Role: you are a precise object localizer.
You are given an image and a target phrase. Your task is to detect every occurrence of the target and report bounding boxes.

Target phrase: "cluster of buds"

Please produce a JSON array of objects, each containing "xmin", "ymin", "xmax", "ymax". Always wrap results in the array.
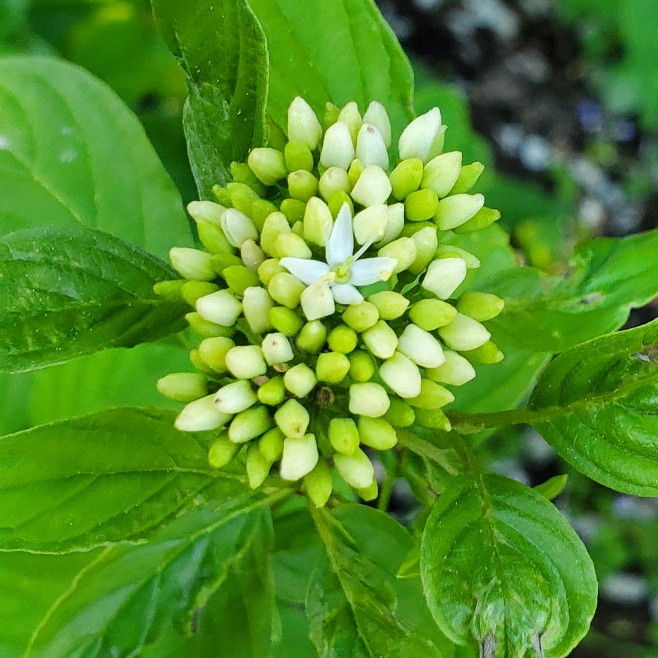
[{"xmin": 156, "ymin": 97, "xmax": 505, "ymax": 506}]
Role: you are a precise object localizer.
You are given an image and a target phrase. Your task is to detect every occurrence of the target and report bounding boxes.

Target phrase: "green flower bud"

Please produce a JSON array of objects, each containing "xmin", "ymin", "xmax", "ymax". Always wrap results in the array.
[
  {"xmin": 301, "ymin": 282, "xmax": 335, "ymax": 321},
  {"xmin": 367, "ymin": 291, "xmax": 409, "ymax": 320},
  {"xmin": 198, "ymin": 336, "xmax": 235, "ymax": 373},
  {"xmin": 247, "ymin": 147, "xmax": 287, "ymax": 186},
  {"xmin": 258, "ymin": 375, "xmax": 286, "ymax": 406},
  {"xmin": 260, "ymin": 212, "xmax": 291, "ymax": 257},
  {"xmin": 214, "ymin": 379, "xmax": 257, "ymax": 414},
  {"xmin": 288, "ymin": 96, "xmax": 323, "ymax": 150},
  {"xmin": 229, "ymin": 405, "xmax": 272, "ymax": 443},
  {"xmin": 227, "ymin": 182, "xmax": 260, "ymax": 217},
  {"xmin": 421, "ymin": 151, "xmax": 462, "ymax": 198},
  {"xmin": 408, "ymin": 379, "xmax": 455, "ymax": 409},
  {"xmin": 378, "ymin": 237, "xmax": 417, "ymax": 274},
  {"xmin": 284, "ymin": 363, "xmax": 317, "ymax": 397},
  {"xmin": 225, "ymin": 345, "xmax": 267, "ymax": 379},
  {"xmin": 187, "ymin": 200, "xmax": 226, "ymax": 225},
  {"xmin": 276, "ymin": 232, "xmax": 313, "ymax": 259},
  {"xmin": 426, "ymin": 350, "xmax": 476, "ymax": 386},
  {"xmin": 462, "ymin": 341, "xmax": 504, "ymax": 365},
  {"xmin": 175, "ymin": 395, "xmax": 231, "ymax": 432},
  {"xmin": 342, "ymin": 301, "xmax": 379, "ymax": 332},
  {"xmin": 181, "ymin": 281, "xmax": 219, "ymax": 307},
  {"xmin": 356, "ymin": 479, "xmax": 379, "ymax": 501},
  {"xmin": 408, "ymin": 226, "xmax": 439, "ymax": 275},
  {"xmin": 405, "ymin": 188, "xmax": 438, "ymax": 222},
  {"xmin": 453, "ymin": 207, "xmax": 501, "ymax": 234},
  {"xmin": 275, "ymin": 399, "xmax": 310, "ymax": 438},
  {"xmin": 302, "ymin": 196, "xmax": 333, "ymax": 247},
  {"xmin": 320, "ymin": 121, "xmax": 354, "ymax": 170},
  {"xmin": 334, "ymin": 448, "xmax": 374, "ymax": 489},
  {"xmin": 349, "ymin": 382, "xmax": 390, "ymax": 417},
  {"xmin": 258, "ymin": 258, "xmax": 286, "ymax": 286},
  {"xmin": 316, "ymin": 352, "xmax": 351, "ymax": 384},
  {"xmin": 362, "ymin": 320, "xmax": 398, "ymax": 359},
  {"xmin": 324, "ymin": 101, "xmax": 340, "ymax": 129},
  {"xmin": 363, "ymin": 100, "xmax": 392, "ymax": 147},
  {"xmin": 434, "ymin": 244, "xmax": 481, "ymax": 269},
  {"xmin": 378, "ymin": 351, "xmax": 422, "ymax": 399},
  {"xmin": 208, "ymin": 436, "xmax": 240, "ymax": 469},
  {"xmin": 268, "ymin": 273, "xmax": 305, "ymax": 309},
  {"xmin": 211, "ymin": 252, "xmax": 243, "ymax": 276},
  {"xmin": 378, "ymin": 203, "xmax": 405, "ymax": 246},
  {"xmin": 212, "ymin": 184, "xmax": 232, "ymax": 207},
  {"xmin": 189, "ymin": 348, "xmax": 214, "ymax": 374},
  {"xmin": 319, "ymin": 166, "xmax": 351, "ymax": 202},
  {"xmin": 223, "ymin": 265, "xmax": 260, "ymax": 296},
  {"xmin": 348, "ymin": 351, "xmax": 376, "ymax": 382},
  {"xmin": 390, "ymin": 158, "xmax": 423, "ymax": 201},
  {"xmin": 358, "ymin": 416, "xmax": 398, "ymax": 450},
  {"xmin": 408, "ymin": 299, "xmax": 457, "ymax": 331},
  {"xmin": 241, "ymin": 240, "xmax": 266, "ymax": 271},
  {"xmin": 327, "ymin": 324, "xmax": 358, "ymax": 354},
  {"xmin": 338, "ymin": 101, "xmax": 362, "ymax": 143},
  {"xmin": 196, "ymin": 290, "xmax": 242, "ymax": 327},
  {"xmin": 153, "ymin": 279, "xmax": 185, "ymax": 300},
  {"xmin": 414, "ymin": 407, "xmax": 452, "ymax": 432},
  {"xmin": 270, "ymin": 306, "xmax": 304, "ymax": 336},
  {"xmin": 398, "ymin": 324, "xmax": 445, "ymax": 368},
  {"xmin": 456, "ymin": 291, "xmax": 505, "ymax": 322},
  {"xmin": 246, "ymin": 443, "xmax": 272, "ymax": 489},
  {"xmin": 221, "ymin": 207, "xmax": 259, "ymax": 247},
  {"xmin": 305, "ymin": 460, "xmax": 333, "ymax": 508},
  {"xmin": 288, "ymin": 170, "xmax": 319, "ymax": 202},
  {"xmin": 398, "ymin": 108, "xmax": 441, "ymax": 163},
  {"xmin": 328, "ymin": 190, "xmax": 354, "ymax": 218},
  {"xmin": 351, "ymin": 165, "xmax": 392, "ymax": 207},
  {"xmin": 230, "ymin": 162, "xmax": 267, "ymax": 197},
  {"xmin": 169, "ymin": 247, "xmax": 216, "ymax": 281},
  {"xmin": 450, "ymin": 161, "xmax": 485, "ymax": 195},
  {"xmin": 356, "ymin": 123, "xmax": 389, "ymax": 169},
  {"xmin": 434, "ymin": 193, "xmax": 485, "ymax": 231},
  {"xmin": 186, "ymin": 312, "xmax": 235, "ymax": 338},
  {"xmin": 296, "ymin": 320, "xmax": 327, "ymax": 353},
  {"xmin": 353, "ymin": 204, "xmax": 388, "ymax": 245},
  {"xmin": 347, "ymin": 158, "xmax": 365, "ymax": 188},
  {"xmin": 280, "ymin": 198, "xmax": 307, "ymax": 225},
  {"xmin": 280, "ymin": 433, "xmax": 319, "ymax": 481},
  {"xmin": 438, "ymin": 313, "xmax": 491, "ymax": 352},
  {"xmin": 157, "ymin": 372, "xmax": 207, "ymax": 403},
  {"xmin": 259, "ymin": 427, "xmax": 285, "ymax": 462},
  {"xmin": 329, "ymin": 418, "xmax": 360, "ymax": 455},
  {"xmin": 383, "ymin": 398, "xmax": 415, "ymax": 427},
  {"xmin": 242, "ymin": 287, "xmax": 274, "ymax": 334},
  {"xmin": 421, "ymin": 257, "xmax": 467, "ymax": 300},
  {"xmin": 251, "ymin": 199, "xmax": 279, "ymax": 231},
  {"xmin": 198, "ymin": 220, "xmax": 234, "ymax": 255},
  {"xmin": 285, "ymin": 140, "xmax": 314, "ymax": 172}
]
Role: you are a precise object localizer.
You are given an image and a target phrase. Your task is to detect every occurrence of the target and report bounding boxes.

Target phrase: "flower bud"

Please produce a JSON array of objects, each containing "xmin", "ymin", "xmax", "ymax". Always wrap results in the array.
[
  {"xmin": 288, "ymin": 170, "xmax": 319, "ymax": 202},
  {"xmin": 350, "ymin": 165, "xmax": 392, "ymax": 207},
  {"xmin": 247, "ymin": 147, "xmax": 287, "ymax": 186},
  {"xmin": 434, "ymin": 244, "xmax": 481, "ymax": 269},
  {"xmin": 296, "ymin": 320, "xmax": 327, "ymax": 353},
  {"xmin": 285, "ymin": 140, "xmax": 314, "ymax": 173},
  {"xmin": 348, "ymin": 159, "xmax": 365, "ymax": 188},
  {"xmin": 367, "ymin": 291, "xmax": 409, "ymax": 320},
  {"xmin": 426, "ymin": 350, "xmax": 476, "ymax": 386},
  {"xmin": 214, "ymin": 379, "xmax": 257, "ymax": 414},
  {"xmin": 422, "ymin": 257, "xmax": 467, "ymax": 300},
  {"xmin": 197, "ymin": 221, "xmax": 234, "ymax": 254},
  {"xmin": 356, "ymin": 123, "xmax": 389, "ymax": 169},
  {"xmin": 353, "ymin": 204, "xmax": 388, "ymax": 245},
  {"xmin": 356, "ymin": 479, "xmax": 379, "ymax": 501},
  {"xmin": 397, "ymin": 324, "xmax": 445, "ymax": 368},
  {"xmin": 338, "ymin": 101, "xmax": 362, "ymax": 142},
  {"xmin": 409, "ymin": 226, "xmax": 439, "ymax": 275},
  {"xmin": 189, "ymin": 349, "xmax": 214, "ymax": 374},
  {"xmin": 358, "ymin": 416, "xmax": 398, "ymax": 450},
  {"xmin": 408, "ymin": 299, "xmax": 456, "ymax": 332},
  {"xmin": 227, "ymin": 182, "xmax": 259, "ymax": 217},
  {"xmin": 260, "ymin": 212, "xmax": 291, "ymax": 256},
  {"xmin": 288, "ymin": 96, "xmax": 323, "ymax": 150},
  {"xmin": 450, "ymin": 161, "xmax": 485, "ymax": 195},
  {"xmin": 223, "ymin": 265, "xmax": 260, "ymax": 295},
  {"xmin": 246, "ymin": 443, "xmax": 271, "ymax": 489},
  {"xmin": 270, "ymin": 306, "xmax": 304, "ymax": 336},
  {"xmin": 258, "ymin": 375, "xmax": 286, "ymax": 406},
  {"xmin": 378, "ymin": 351, "xmax": 422, "ymax": 398},
  {"xmin": 421, "ymin": 151, "xmax": 462, "ymax": 198},
  {"xmin": 220, "ymin": 208, "xmax": 259, "ymax": 247},
  {"xmin": 334, "ymin": 448, "xmax": 374, "ymax": 489},
  {"xmin": 362, "ymin": 320, "xmax": 398, "ymax": 359},
  {"xmin": 462, "ymin": 341, "xmax": 504, "ymax": 364},
  {"xmin": 181, "ymin": 281, "xmax": 220, "ymax": 307},
  {"xmin": 405, "ymin": 189, "xmax": 438, "ymax": 222},
  {"xmin": 198, "ymin": 336, "xmax": 235, "ymax": 373},
  {"xmin": 231, "ymin": 161, "xmax": 267, "ymax": 197},
  {"xmin": 342, "ymin": 301, "xmax": 379, "ymax": 332},
  {"xmin": 398, "ymin": 108, "xmax": 441, "ymax": 163},
  {"xmin": 384, "ymin": 398, "xmax": 415, "ymax": 427},
  {"xmin": 211, "ymin": 252, "xmax": 243, "ymax": 276},
  {"xmin": 453, "ymin": 207, "xmax": 501, "ymax": 234},
  {"xmin": 196, "ymin": 290, "xmax": 242, "ymax": 326},
  {"xmin": 414, "ymin": 407, "xmax": 452, "ymax": 432},
  {"xmin": 349, "ymin": 382, "xmax": 390, "ymax": 417},
  {"xmin": 363, "ymin": 100, "xmax": 392, "ymax": 147},
  {"xmin": 408, "ymin": 379, "xmax": 455, "ymax": 409},
  {"xmin": 316, "ymin": 352, "xmax": 351, "ymax": 384},
  {"xmin": 241, "ymin": 240, "xmax": 266, "ymax": 271},
  {"xmin": 434, "ymin": 193, "xmax": 485, "ymax": 231},
  {"xmin": 153, "ymin": 280, "xmax": 185, "ymax": 300},
  {"xmin": 319, "ymin": 167, "xmax": 351, "ymax": 202},
  {"xmin": 259, "ymin": 427, "xmax": 285, "ymax": 462},
  {"xmin": 301, "ymin": 282, "xmax": 335, "ymax": 321},
  {"xmin": 349, "ymin": 350, "xmax": 376, "ymax": 382},
  {"xmin": 186, "ymin": 312, "xmax": 235, "ymax": 339},
  {"xmin": 229, "ymin": 405, "xmax": 272, "ymax": 443},
  {"xmin": 275, "ymin": 399, "xmax": 310, "ymax": 438},
  {"xmin": 378, "ymin": 237, "xmax": 416, "ymax": 274},
  {"xmin": 187, "ymin": 200, "xmax": 226, "ymax": 225},
  {"xmin": 157, "ymin": 373, "xmax": 207, "ymax": 403},
  {"xmin": 258, "ymin": 258, "xmax": 287, "ymax": 286},
  {"xmin": 438, "ymin": 313, "xmax": 491, "ymax": 351},
  {"xmin": 303, "ymin": 196, "xmax": 334, "ymax": 247},
  {"xmin": 275, "ymin": 232, "xmax": 313, "ymax": 259},
  {"xmin": 328, "ymin": 190, "xmax": 354, "ymax": 218},
  {"xmin": 377, "ymin": 203, "xmax": 405, "ymax": 246},
  {"xmin": 327, "ymin": 324, "xmax": 358, "ymax": 354},
  {"xmin": 320, "ymin": 121, "xmax": 355, "ymax": 170},
  {"xmin": 281, "ymin": 198, "xmax": 307, "ymax": 224},
  {"xmin": 269, "ymin": 273, "xmax": 306, "ymax": 309},
  {"xmin": 284, "ymin": 363, "xmax": 317, "ymax": 397},
  {"xmin": 225, "ymin": 345, "xmax": 267, "ymax": 379},
  {"xmin": 212, "ymin": 184, "xmax": 232, "ymax": 207},
  {"xmin": 261, "ymin": 332, "xmax": 295, "ymax": 365},
  {"xmin": 280, "ymin": 433, "xmax": 319, "ymax": 481},
  {"xmin": 390, "ymin": 158, "xmax": 423, "ymax": 201},
  {"xmin": 305, "ymin": 460, "xmax": 333, "ymax": 508},
  {"xmin": 169, "ymin": 247, "xmax": 215, "ymax": 281},
  {"xmin": 329, "ymin": 418, "xmax": 360, "ymax": 455},
  {"xmin": 243, "ymin": 287, "xmax": 274, "ymax": 334},
  {"xmin": 175, "ymin": 395, "xmax": 231, "ymax": 432},
  {"xmin": 208, "ymin": 436, "xmax": 240, "ymax": 469},
  {"xmin": 456, "ymin": 291, "xmax": 505, "ymax": 322}
]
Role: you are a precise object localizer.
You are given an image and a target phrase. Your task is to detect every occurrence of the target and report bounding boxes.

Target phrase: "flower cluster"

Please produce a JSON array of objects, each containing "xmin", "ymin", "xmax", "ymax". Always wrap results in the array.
[{"xmin": 156, "ymin": 97, "xmax": 505, "ymax": 506}]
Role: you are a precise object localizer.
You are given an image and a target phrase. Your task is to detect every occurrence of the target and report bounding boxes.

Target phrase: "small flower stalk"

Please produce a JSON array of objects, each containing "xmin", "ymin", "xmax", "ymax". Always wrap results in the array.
[{"xmin": 157, "ymin": 97, "xmax": 505, "ymax": 505}]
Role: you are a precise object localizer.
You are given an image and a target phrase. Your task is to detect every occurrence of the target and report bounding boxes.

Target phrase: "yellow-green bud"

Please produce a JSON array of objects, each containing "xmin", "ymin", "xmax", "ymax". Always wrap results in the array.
[
  {"xmin": 221, "ymin": 207, "xmax": 259, "ymax": 247},
  {"xmin": 363, "ymin": 100, "xmax": 392, "ymax": 147},
  {"xmin": 398, "ymin": 324, "xmax": 445, "ymax": 368},
  {"xmin": 229, "ymin": 405, "xmax": 272, "ymax": 443},
  {"xmin": 187, "ymin": 200, "xmax": 226, "ymax": 225},
  {"xmin": 305, "ymin": 460, "xmax": 333, "ymax": 508},
  {"xmin": 285, "ymin": 140, "xmax": 314, "ymax": 172},
  {"xmin": 225, "ymin": 345, "xmax": 267, "ymax": 379},
  {"xmin": 268, "ymin": 273, "xmax": 305, "ymax": 309},
  {"xmin": 408, "ymin": 379, "xmax": 455, "ymax": 409},
  {"xmin": 421, "ymin": 151, "xmax": 462, "ymax": 198},
  {"xmin": 390, "ymin": 158, "xmax": 423, "ymax": 201},
  {"xmin": 276, "ymin": 232, "xmax": 312, "ymax": 260},
  {"xmin": 438, "ymin": 313, "xmax": 491, "ymax": 352},
  {"xmin": 349, "ymin": 382, "xmax": 390, "ymax": 417},
  {"xmin": 434, "ymin": 193, "xmax": 485, "ymax": 231},
  {"xmin": 378, "ymin": 237, "xmax": 416, "ymax": 274},
  {"xmin": 230, "ymin": 161, "xmax": 267, "ymax": 197},
  {"xmin": 259, "ymin": 427, "xmax": 285, "ymax": 462},
  {"xmin": 227, "ymin": 182, "xmax": 259, "ymax": 218},
  {"xmin": 408, "ymin": 299, "xmax": 456, "ymax": 331},
  {"xmin": 338, "ymin": 101, "xmax": 363, "ymax": 143},
  {"xmin": 358, "ymin": 416, "xmax": 398, "ymax": 450},
  {"xmin": 284, "ymin": 363, "xmax": 317, "ymax": 397},
  {"xmin": 342, "ymin": 302, "xmax": 379, "ymax": 332},
  {"xmin": 456, "ymin": 291, "xmax": 505, "ymax": 322},
  {"xmin": 334, "ymin": 448, "xmax": 374, "ymax": 489},
  {"xmin": 409, "ymin": 227, "xmax": 439, "ymax": 275},
  {"xmin": 398, "ymin": 108, "xmax": 441, "ymax": 163},
  {"xmin": 316, "ymin": 352, "xmax": 351, "ymax": 384},
  {"xmin": 367, "ymin": 291, "xmax": 409, "ymax": 320},
  {"xmin": 405, "ymin": 188, "xmax": 438, "ymax": 222},
  {"xmin": 270, "ymin": 306, "xmax": 304, "ymax": 336},
  {"xmin": 301, "ymin": 282, "xmax": 335, "ymax": 321},
  {"xmin": 214, "ymin": 379, "xmax": 257, "ymax": 414},
  {"xmin": 261, "ymin": 332, "xmax": 295, "ymax": 365},
  {"xmin": 349, "ymin": 351, "xmax": 376, "ymax": 382},
  {"xmin": 175, "ymin": 395, "xmax": 231, "ymax": 432},
  {"xmin": 197, "ymin": 220, "xmax": 233, "ymax": 254},
  {"xmin": 362, "ymin": 320, "xmax": 398, "ymax": 359},
  {"xmin": 189, "ymin": 348, "xmax": 213, "ymax": 374},
  {"xmin": 241, "ymin": 240, "xmax": 266, "ymax": 271},
  {"xmin": 453, "ymin": 207, "xmax": 501, "ymax": 234},
  {"xmin": 347, "ymin": 158, "xmax": 365, "ymax": 188},
  {"xmin": 328, "ymin": 190, "xmax": 354, "ymax": 218},
  {"xmin": 288, "ymin": 96, "xmax": 323, "ymax": 150},
  {"xmin": 247, "ymin": 147, "xmax": 287, "ymax": 186},
  {"xmin": 383, "ymin": 398, "xmax": 415, "ymax": 427},
  {"xmin": 181, "ymin": 282, "xmax": 219, "ymax": 307},
  {"xmin": 426, "ymin": 350, "xmax": 476, "ymax": 386},
  {"xmin": 462, "ymin": 341, "xmax": 504, "ymax": 365},
  {"xmin": 253, "ymin": 200, "xmax": 279, "ymax": 231},
  {"xmin": 353, "ymin": 204, "xmax": 388, "ymax": 245},
  {"xmin": 258, "ymin": 375, "xmax": 286, "ymax": 406},
  {"xmin": 329, "ymin": 418, "xmax": 360, "ymax": 455},
  {"xmin": 196, "ymin": 290, "xmax": 242, "ymax": 327},
  {"xmin": 153, "ymin": 279, "xmax": 185, "ymax": 300},
  {"xmin": 422, "ymin": 258, "xmax": 467, "ymax": 300},
  {"xmin": 302, "ymin": 196, "xmax": 333, "ymax": 247},
  {"xmin": 434, "ymin": 244, "xmax": 481, "ymax": 269},
  {"xmin": 258, "ymin": 258, "xmax": 287, "ymax": 286},
  {"xmin": 280, "ymin": 433, "xmax": 319, "ymax": 481},
  {"xmin": 242, "ymin": 286, "xmax": 274, "ymax": 334},
  {"xmin": 246, "ymin": 443, "xmax": 272, "ymax": 489},
  {"xmin": 212, "ymin": 184, "xmax": 232, "ymax": 207},
  {"xmin": 356, "ymin": 479, "xmax": 379, "ymax": 501},
  {"xmin": 378, "ymin": 351, "xmax": 422, "ymax": 399},
  {"xmin": 327, "ymin": 324, "xmax": 358, "ymax": 354},
  {"xmin": 288, "ymin": 170, "xmax": 319, "ymax": 202},
  {"xmin": 186, "ymin": 312, "xmax": 234, "ymax": 338},
  {"xmin": 260, "ymin": 212, "xmax": 291, "ymax": 257},
  {"xmin": 208, "ymin": 436, "xmax": 240, "ymax": 469},
  {"xmin": 319, "ymin": 167, "xmax": 351, "ymax": 202},
  {"xmin": 280, "ymin": 198, "xmax": 306, "ymax": 225},
  {"xmin": 198, "ymin": 336, "xmax": 235, "ymax": 373},
  {"xmin": 157, "ymin": 373, "xmax": 207, "ymax": 403},
  {"xmin": 291, "ymin": 220, "xmax": 304, "ymax": 238},
  {"xmin": 351, "ymin": 165, "xmax": 392, "ymax": 207},
  {"xmin": 450, "ymin": 161, "xmax": 485, "ymax": 195},
  {"xmin": 356, "ymin": 123, "xmax": 389, "ymax": 169},
  {"xmin": 414, "ymin": 407, "xmax": 452, "ymax": 432},
  {"xmin": 223, "ymin": 265, "xmax": 260, "ymax": 296},
  {"xmin": 378, "ymin": 203, "xmax": 405, "ymax": 246},
  {"xmin": 296, "ymin": 320, "xmax": 327, "ymax": 353},
  {"xmin": 211, "ymin": 252, "xmax": 243, "ymax": 276},
  {"xmin": 275, "ymin": 399, "xmax": 310, "ymax": 438},
  {"xmin": 320, "ymin": 121, "xmax": 354, "ymax": 170},
  {"xmin": 169, "ymin": 247, "xmax": 215, "ymax": 281}
]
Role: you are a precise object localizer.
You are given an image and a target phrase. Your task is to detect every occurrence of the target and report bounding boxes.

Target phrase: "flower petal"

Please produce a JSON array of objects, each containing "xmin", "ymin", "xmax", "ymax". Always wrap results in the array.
[
  {"xmin": 349, "ymin": 257, "xmax": 398, "ymax": 286},
  {"xmin": 279, "ymin": 258, "xmax": 330, "ymax": 285},
  {"xmin": 332, "ymin": 283, "xmax": 364, "ymax": 305},
  {"xmin": 326, "ymin": 203, "xmax": 354, "ymax": 267}
]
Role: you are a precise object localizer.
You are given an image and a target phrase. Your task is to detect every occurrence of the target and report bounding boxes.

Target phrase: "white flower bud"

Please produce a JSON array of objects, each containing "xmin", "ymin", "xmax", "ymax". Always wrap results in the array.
[
  {"xmin": 187, "ymin": 200, "xmax": 226, "ymax": 225},
  {"xmin": 337, "ymin": 101, "xmax": 363, "ymax": 143},
  {"xmin": 356, "ymin": 123, "xmax": 389, "ymax": 169},
  {"xmin": 438, "ymin": 313, "xmax": 491, "ymax": 351},
  {"xmin": 301, "ymin": 282, "xmax": 335, "ymax": 321},
  {"xmin": 319, "ymin": 167, "xmax": 351, "ymax": 202},
  {"xmin": 261, "ymin": 332, "xmax": 294, "ymax": 365},
  {"xmin": 196, "ymin": 290, "xmax": 242, "ymax": 326},
  {"xmin": 362, "ymin": 320, "xmax": 398, "ymax": 359},
  {"xmin": 175, "ymin": 395, "xmax": 231, "ymax": 432},
  {"xmin": 225, "ymin": 345, "xmax": 267, "ymax": 379},
  {"xmin": 320, "ymin": 121, "xmax": 355, "ymax": 170},
  {"xmin": 378, "ymin": 237, "xmax": 416, "ymax": 274},
  {"xmin": 421, "ymin": 258, "xmax": 467, "ymax": 300},
  {"xmin": 397, "ymin": 324, "xmax": 446, "ymax": 368},
  {"xmin": 434, "ymin": 193, "xmax": 485, "ymax": 231},
  {"xmin": 350, "ymin": 165, "xmax": 392, "ymax": 207},
  {"xmin": 349, "ymin": 382, "xmax": 390, "ymax": 417},
  {"xmin": 284, "ymin": 363, "xmax": 318, "ymax": 398},
  {"xmin": 214, "ymin": 380, "xmax": 258, "ymax": 414},
  {"xmin": 353, "ymin": 204, "xmax": 388, "ymax": 245},
  {"xmin": 303, "ymin": 197, "xmax": 334, "ymax": 247},
  {"xmin": 260, "ymin": 212, "xmax": 291, "ymax": 257},
  {"xmin": 334, "ymin": 448, "xmax": 375, "ymax": 489},
  {"xmin": 280, "ymin": 433, "xmax": 319, "ymax": 481},
  {"xmin": 378, "ymin": 351, "xmax": 422, "ymax": 399},
  {"xmin": 426, "ymin": 350, "xmax": 476, "ymax": 386},
  {"xmin": 398, "ymin": 107, "xmax": 442, "ymax": 163},
  {"xmin": 169, "ymin": 247, "xmax": 215, "ymax": 281},
  {"xmin": 409, "ymin": 226, "xmax": 439, "ymax": 275},
  {"xmin": 247, "ymin": 148, "xmax": 287, "ymax": 186},
  {"xmin": 241, "ymin": 239, "xmax": 266, "ymax": 271},
  {"xmin": 276, "ymin": 232, "xmax": 313, "ymax": 259},
  {"xmin": 378, "ymin": 203, "xmax": 405, "ymax": 246},
  {"xmin": 275, "ymin": 399, "xmax": 310, "ymax": 438},
  {"xmin": 422, "ymin": 151, "xmax": 462, "ymax": 198},
  {"xmin": 288, "ymin": 96, "xmax": 323, "ymax": 150},
  {"xmin": 221, "ymin": 208, "xmax": 258, "ymax": 247},
  {"xmin": 358, "ymin": 417, "xmax": 398, "ymax": 450},
  {"xmin": 363, "ymin": 101, "xmax": 392, "ymax": 147},
  {"xmin": 242, "ymin": 286, "xmax": 273, "ymax": 334}
]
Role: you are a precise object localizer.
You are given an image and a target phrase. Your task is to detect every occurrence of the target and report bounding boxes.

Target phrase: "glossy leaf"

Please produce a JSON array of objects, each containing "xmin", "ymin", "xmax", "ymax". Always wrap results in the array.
[
  {"xmin": 0, "ymin": 56, "xmax": 192, "ymax": 258},
  {"xmin": 0, "ymin": 226, "xmax": 188, "ymax": 372},
  {"xmin": 421, "ymin": 474, "xmax": 597, "ymax": 658}
]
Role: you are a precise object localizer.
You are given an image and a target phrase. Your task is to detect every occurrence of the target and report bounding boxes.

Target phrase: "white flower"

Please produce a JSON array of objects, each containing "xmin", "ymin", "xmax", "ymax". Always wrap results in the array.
[{"xmin": 279, "ymin": 203, "xmax": 397, "ymax": 306}]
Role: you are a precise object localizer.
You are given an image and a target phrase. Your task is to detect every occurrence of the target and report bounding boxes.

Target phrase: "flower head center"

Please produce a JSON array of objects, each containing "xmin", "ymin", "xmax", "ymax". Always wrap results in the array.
[{"xmin": 333, "ymin": 257, "xmax": 354, "ymax": 282}]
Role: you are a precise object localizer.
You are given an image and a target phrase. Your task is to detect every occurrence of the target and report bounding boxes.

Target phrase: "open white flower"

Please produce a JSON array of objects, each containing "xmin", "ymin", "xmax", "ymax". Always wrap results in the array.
[{"xmin": 279, "ymin": 203, "xmax": 397, "ymax": 305}]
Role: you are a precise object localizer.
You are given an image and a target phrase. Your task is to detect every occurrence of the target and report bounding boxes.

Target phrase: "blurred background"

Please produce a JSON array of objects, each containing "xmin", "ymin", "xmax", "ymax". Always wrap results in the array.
[{"xmin": 2, "ymin": 0, "xmax": 658, "ymax": 655}]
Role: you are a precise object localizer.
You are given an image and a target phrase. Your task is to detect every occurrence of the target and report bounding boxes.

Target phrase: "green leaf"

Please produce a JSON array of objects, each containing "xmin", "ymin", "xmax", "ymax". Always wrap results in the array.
[
  {"xmin": 421, "ymin": 473, "xmax": 597, "ymax": 658},
  {"xmin": 151, "ymin": 0, "xmax": 268, "ymax": 195},
  {"xmin": 0, "ymin": 407, "xmax": 237, "ymax": 552},
  {"xmin": 24, "ymin": 494, "xmax": 277, "ymax": 658},
  {"xmin": 0, "ymin": 56, "xmax": 192, "ymax": 258},
  {"xmin": 0, "ymin": 226, "xmax": 188, "ymax": 373},
  {"xmin": 528, "ymin": 317, "xmax": 658, "ymax": 496}
]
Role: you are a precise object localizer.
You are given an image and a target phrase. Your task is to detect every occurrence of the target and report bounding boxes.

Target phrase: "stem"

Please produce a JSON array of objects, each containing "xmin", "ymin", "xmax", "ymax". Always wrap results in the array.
[
  {"xmin": 396, "ymin": 429, "xmax": 459, "ymax": 476},
  {"xmin": 377, "ymin": 453, "xmax": 398, "ymax": 512},
  {"xmin": 446, "ymin": 406, "xmax": 553, "ymax": 429}
]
